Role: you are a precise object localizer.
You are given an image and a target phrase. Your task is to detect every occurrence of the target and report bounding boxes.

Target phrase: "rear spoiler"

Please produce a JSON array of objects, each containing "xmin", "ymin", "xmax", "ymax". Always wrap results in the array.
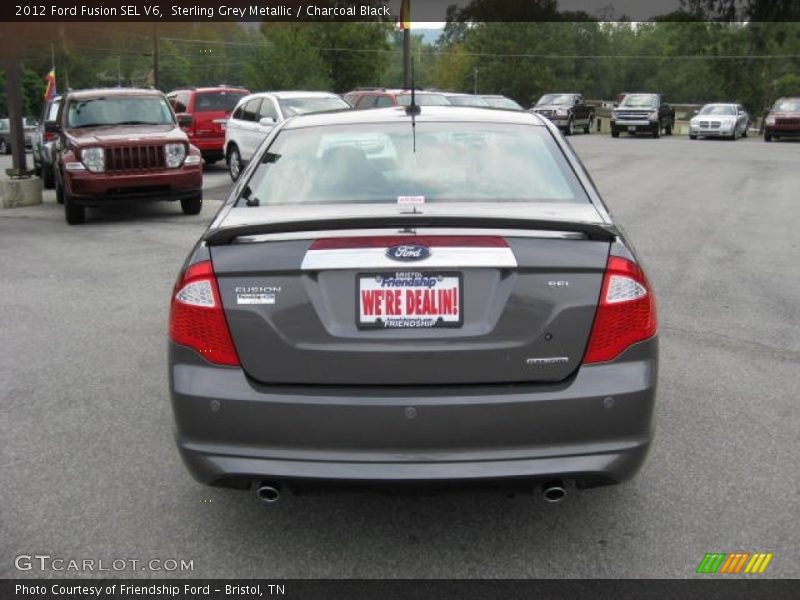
[{"xmin": 203, "ymin": 216, "xmax": 617, "ymax": 245}]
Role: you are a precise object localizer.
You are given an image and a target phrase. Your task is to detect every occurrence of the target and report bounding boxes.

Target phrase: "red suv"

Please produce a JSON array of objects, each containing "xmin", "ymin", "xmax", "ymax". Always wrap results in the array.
[
  {"xmin": 49, "ymin": 88, "xmax": 203, "ymax": 225},
  {"xmin": 167, "ymin": 87, "xmax": 249, "ymax": 163},
  {"xmin": 763, "ymin": 97, "xmax": 800, "ymax": 142}
]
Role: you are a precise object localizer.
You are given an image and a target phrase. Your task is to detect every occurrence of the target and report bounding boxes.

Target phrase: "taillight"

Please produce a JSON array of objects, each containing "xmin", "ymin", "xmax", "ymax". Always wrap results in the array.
[
  {"xmin": 169, "ymin": 260, "xmax": 239, "ymax": 366},
  {"xmin": 583, "ymin": 256, "xmax": 657, "ymax": 364},
  {"xmin": 44, "ymin": 131, "xmax": 56, "ymax": 142}
]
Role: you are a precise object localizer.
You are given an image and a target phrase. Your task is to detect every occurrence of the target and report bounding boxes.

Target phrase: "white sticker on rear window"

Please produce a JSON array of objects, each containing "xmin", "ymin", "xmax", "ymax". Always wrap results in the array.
[{"xmin": 398, "ymin": 195, "xmax": 425, "ymax": 205}]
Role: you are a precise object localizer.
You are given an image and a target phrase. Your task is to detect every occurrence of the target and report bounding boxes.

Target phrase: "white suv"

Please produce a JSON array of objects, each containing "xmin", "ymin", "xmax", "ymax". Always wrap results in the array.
[{"xmin": 224, "ymin": 91, "xmax": 350, "ymax": 180}]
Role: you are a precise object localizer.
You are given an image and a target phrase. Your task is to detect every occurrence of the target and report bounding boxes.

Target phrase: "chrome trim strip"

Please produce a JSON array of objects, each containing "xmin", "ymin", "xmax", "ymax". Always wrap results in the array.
[{"xmin": 301, "ymin": 247, "xmax": 518, "ymax": 271}]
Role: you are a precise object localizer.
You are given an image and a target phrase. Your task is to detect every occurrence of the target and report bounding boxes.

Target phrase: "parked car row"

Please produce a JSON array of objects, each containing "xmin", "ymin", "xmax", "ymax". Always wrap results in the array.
[{"xmin": 25, "ymin": 82, "xmax": 800, "ymax": 226}]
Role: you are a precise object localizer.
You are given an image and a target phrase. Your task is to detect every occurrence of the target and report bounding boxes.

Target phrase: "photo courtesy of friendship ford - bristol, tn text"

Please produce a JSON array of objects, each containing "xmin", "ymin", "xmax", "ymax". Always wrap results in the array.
[{"xmin": 1, "ymin": 0, "xmax": 798, "ymax": 596}]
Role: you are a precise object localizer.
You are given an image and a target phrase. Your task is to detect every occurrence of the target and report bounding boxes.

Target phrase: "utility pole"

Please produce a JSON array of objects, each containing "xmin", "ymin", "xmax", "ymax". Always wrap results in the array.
[
  {"xmin": 473, "ymin": 67, "xmax": 478, "ymax": 95},
  {"xmin": 2, "ymin": 57, "xmax": 28, "ymax": 172},
  {"xmin": 152, "ymin": 22, "xmax": 159, "ymax": 89}
]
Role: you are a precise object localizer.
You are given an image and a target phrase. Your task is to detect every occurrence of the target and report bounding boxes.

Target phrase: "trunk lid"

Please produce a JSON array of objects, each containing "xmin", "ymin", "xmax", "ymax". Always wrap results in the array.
[{"xmin": 210, "ymin": 204, "xmax": 612, "ymax": 385}]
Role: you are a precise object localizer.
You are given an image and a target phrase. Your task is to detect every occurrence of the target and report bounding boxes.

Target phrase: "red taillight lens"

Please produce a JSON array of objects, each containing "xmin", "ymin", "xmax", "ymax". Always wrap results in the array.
[
  {"xmin": 169, "ymin": 260, "xmax": 240, "ymax": 366},
  {"xmin": 583, "ymin": 256, "xmax": 657, "ymax": 364},
  {"xmin": 44, "ymin": 131, "xmax": 56, "ymax": 142}
]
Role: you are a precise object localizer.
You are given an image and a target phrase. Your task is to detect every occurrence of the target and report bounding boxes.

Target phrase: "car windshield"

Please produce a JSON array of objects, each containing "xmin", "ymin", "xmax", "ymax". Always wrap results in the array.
[
  {"xmin": 237, "ymin": 122, "xmax": 588, "ymax": 207},
  {"xmin": 278, "ymin": 96, "xmax": 351, "ymax": 117},
  {"xmin": 620, "ymin": 94, "xmax": 657, "ymax": 108},
  {"xmin": 773, "ymin": 99, "xmax": 800, "ymax": 112},
  {"xmin": 483, "ymin": 96, "xmax": 523, "ymax": 110},
  {"xmin": 447, "ymin": 95, "xmax": 490, "ymax": 107},
  {"xmin": 195, "ymin": 91, "xmax": 247, "ymax": 112},
  {"xmin": 396, "ymin": 94, "xmax": 451, "ymax": 106},
  {"xmin": 537, "ymin": 94, "xmax": 573, "ymax": 106},
  {"xmin": 699, "ymin": 105, "xmax": 736, "ymax": 116},
  {"xmin": 67, "ymin": 96, "xmax": 174, "ymax": 128}
]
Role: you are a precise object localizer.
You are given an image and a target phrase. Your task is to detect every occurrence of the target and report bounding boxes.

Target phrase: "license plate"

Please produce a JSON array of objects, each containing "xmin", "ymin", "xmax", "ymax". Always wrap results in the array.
[
  {"xmin": 358, "ymin": 272, "xmax": 463, "ymax": 329},
  {"xmin": 628, "ymin": 126, "xmax": 636, "ymax": 132}
]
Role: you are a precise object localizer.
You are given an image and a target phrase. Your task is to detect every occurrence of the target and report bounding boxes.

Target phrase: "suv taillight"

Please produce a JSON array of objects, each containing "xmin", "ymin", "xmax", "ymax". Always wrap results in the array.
[
  {"xmin": 44, "ymin": 131, "xmax": 56, "ymax": 142},
  {"xmin": 583, "ymin": 256, "xmax": 657, "ymax": 364},
  {"xmin": 169, "ymin": 260, "xmax": 239, "ymax": 366}
]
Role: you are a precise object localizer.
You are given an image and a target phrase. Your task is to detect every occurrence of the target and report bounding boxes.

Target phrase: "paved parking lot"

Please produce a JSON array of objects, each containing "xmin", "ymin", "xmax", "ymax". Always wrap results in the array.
[{"xmin": 1, "ymin": 135, "xmax": 798, "ymax": 578}]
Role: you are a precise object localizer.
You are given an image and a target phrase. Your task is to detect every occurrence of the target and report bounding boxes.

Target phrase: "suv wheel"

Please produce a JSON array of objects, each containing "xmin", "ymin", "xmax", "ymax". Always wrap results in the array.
[
  {"xmin": 565, "ymin": 118, "xmax": 574, "ymax": 136},
  {"xmin": 665, "ymin": 119, "xmax": 673, "ymax": 135},
  {"xmin": 584, "ymin": 115, "xmax": 593, "ymax": 134},
  {"xmin": 227, "ymin": 145, "xmax": 242, "ymax": 181},
  {"xmin": 61, "ymin": 182, "xmax": 85, "ymax": 225},
  {"xmin": 180, "ymin": 194, "xmax": 203, "ymax": 215},
  {"xmin": 764, "ymin": 132, "xmax": 772, "ymax": 142},
  {"xmin": 611, "ymin": 127, "xmax": 619, "ymax": 138},
  {"xmin": 652, "ymin": 124, "xmax": 661, "ymax": 139}
]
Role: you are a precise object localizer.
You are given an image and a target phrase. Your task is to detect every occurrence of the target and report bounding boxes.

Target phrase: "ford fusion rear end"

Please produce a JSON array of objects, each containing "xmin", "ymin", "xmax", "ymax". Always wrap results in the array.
[{"xmin": 168, "ymin": 108, "xmax": 657, "ymax": 496}]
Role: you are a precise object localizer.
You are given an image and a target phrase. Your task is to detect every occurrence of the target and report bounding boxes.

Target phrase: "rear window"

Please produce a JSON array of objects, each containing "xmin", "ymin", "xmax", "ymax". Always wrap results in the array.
[
  {"xmin": 195, "ymin": 91, "xmax": 247, "ymax": 112},
  {"xmin": 278, "ymin": 96, "xmax": 350, "ymax": 117},
  {"xmin": 483, "ymin": 97, "xmax": 523, "ymax": 110},
  {"xmin": 396, "ymin": 94, "xmax": 451, "ymax": 106},
  {"xmin": 237, "ymin": 122, "xmax": 588, "ymax": 207},
  {"xmin": 447, "ymin": 96, "xmax": 489, "ymax": 107}
]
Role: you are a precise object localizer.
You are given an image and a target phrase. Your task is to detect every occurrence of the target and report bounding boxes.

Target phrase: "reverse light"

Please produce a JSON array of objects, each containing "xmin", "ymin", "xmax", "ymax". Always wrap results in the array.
[
  {"xmin": 169, "ymin": 260, "xmax": 239, "ymax": 366},
  {"xmin": 165, "ymin": 143, "xmax": 187, "ymax": 168},
  {"xmin": 81, "ymin": 147, "xmax": 105, "ymax": 173},
  {"xmin": 583, "ymin": 256, "xmax": 657, "ymax": 364}
]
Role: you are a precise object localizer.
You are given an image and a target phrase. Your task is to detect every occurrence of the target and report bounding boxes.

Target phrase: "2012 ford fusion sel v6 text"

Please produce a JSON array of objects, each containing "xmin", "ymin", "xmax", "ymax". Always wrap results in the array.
[{"xmin": 168, "ymin": 105, "xmax": 658, "ymax": 502}]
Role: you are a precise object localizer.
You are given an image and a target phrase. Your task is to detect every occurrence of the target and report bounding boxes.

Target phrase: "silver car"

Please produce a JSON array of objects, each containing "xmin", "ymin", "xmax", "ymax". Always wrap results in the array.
[
  {"xmin": 689, "ymin": 103, "xmax": 749, "ymax": 140},
  {"xmin": 169, "ymin": 106, "xmax": 658, "ymax": 503}
]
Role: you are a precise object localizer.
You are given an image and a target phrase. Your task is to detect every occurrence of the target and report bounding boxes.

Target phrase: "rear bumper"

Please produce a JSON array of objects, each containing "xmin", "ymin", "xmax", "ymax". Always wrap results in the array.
[
  {"xmin": 170, "ymin": 339, "xmax": 657, "ymax": 488},
  {"xmin": 65, "ymin": 165, "xmax": 202, "ymax": 204},
  {"xmin": 189, "ymin": 136, "xmax": 225, "ymax": 154}
]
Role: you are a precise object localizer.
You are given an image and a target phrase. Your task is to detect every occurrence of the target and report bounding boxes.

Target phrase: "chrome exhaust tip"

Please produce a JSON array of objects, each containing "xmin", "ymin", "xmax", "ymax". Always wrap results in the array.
[
  {"xmin": 542, "ymin": 480, "xmax": 566, "ymax": 503},
  {"xmin": 255, "ymin": 483, "xmax": 281, "ymax": 504}
]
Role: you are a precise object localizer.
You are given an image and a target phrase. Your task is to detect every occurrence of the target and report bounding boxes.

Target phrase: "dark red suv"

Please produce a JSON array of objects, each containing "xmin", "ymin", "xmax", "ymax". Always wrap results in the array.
[
  {"xmin": 763, "ymin": 97, "xmax": 800, "ymax": 142},
  {"xmin": 167, "ymin": 87, "xmax": 249, "ymax": 163},
  {"xmin": 49, "ymin": 88, "xmax": 203, "ymax": 225}
]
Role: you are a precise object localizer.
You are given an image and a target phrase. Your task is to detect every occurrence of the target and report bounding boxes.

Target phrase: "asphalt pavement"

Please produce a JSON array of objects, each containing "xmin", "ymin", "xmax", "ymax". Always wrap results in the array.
[{"xmin": 1, "ymin": 135, "xmax": 798, "ymax": 578}]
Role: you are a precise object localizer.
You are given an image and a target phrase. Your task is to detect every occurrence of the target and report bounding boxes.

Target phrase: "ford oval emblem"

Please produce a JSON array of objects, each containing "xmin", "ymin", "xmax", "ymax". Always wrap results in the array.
[{"xmin": 386, "ymin": 244, "xmax": 431, "ymax": 262}]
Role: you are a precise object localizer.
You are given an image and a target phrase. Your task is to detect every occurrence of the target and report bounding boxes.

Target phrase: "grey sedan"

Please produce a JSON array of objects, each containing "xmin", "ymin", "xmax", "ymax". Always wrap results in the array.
[
  {"xmin": 168, "ymin": 106, "xmax": 658, "ymax": 504},
  {"xmin": 689, "ymin": 103, "xmax": 749, "ymax": 140}
]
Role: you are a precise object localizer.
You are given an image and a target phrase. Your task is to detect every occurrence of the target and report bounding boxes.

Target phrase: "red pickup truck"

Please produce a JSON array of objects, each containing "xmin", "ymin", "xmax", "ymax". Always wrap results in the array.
[{"xmin": 49, "ymin": 88, "xmax": 203, "ymax": 225}]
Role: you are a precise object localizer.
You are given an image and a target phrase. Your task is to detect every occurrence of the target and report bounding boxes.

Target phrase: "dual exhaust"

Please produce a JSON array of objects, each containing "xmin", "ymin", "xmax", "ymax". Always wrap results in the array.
[
  {"xmin": 255, "ymin": 482, "xmax": 281, "ymax": 504},
  {"xmin": 253, "ymin": 480, "xmax": 567, "ymax": 504}
]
